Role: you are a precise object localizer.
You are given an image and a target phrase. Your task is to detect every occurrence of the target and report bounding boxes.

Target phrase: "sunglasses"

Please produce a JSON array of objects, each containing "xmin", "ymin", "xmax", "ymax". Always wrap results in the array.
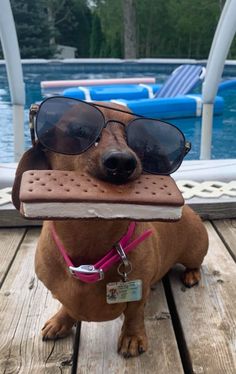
[{"xmin": 29, "ymin": 96, "xmax": 191, "ymax": 175}]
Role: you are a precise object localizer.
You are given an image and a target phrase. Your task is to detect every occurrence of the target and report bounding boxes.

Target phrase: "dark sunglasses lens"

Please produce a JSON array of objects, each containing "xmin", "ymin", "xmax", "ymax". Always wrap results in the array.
[
  {"xmin": 127, "ymin": 119, "xmax": 185, "ymax": 174},
  {"xmin": 36, "ymin": 97, "xmax": 104, "ymax": 154}
]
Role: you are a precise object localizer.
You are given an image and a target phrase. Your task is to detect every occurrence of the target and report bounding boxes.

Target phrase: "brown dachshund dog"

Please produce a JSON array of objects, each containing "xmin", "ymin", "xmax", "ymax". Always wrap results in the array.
[{"xmin": 12, "ymin": 102, "xmax": 208, "ymax": 358}]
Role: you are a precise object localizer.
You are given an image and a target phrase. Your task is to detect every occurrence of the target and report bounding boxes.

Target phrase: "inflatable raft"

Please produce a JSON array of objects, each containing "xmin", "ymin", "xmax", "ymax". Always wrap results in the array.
[
  {"xmin": 41, "ymin": 77, "xmax": 236, "ymax": 119},
  {"xmin": 62, "ymin": 84, "xmax": 224, "ymax": 119},
  {"xmin": 109, "ymin": 95, "xmax": 223, "ymax": 119}
]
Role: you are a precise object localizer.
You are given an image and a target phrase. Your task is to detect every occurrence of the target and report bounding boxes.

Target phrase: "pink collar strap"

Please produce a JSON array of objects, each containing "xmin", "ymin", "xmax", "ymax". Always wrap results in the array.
[{"xmin": 51, "ymin": 222, "xmax": 152, "ymax": 283}]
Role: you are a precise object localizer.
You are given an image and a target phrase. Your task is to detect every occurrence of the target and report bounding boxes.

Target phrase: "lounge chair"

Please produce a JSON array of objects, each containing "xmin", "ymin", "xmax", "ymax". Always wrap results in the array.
[
  {"xmin": 62, "ymin": 64, "xmax": 213, "ymax": 119},
  {"xmin": 154, "ymin": 64, "xmax": 206, "ymax": 98},
  {"xmin": 108, "ymin": 64, "xmax": 221, "ymax": 119}
]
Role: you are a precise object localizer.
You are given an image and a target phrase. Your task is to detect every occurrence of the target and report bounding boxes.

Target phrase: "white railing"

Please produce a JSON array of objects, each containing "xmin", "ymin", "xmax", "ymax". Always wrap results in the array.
[
  {"xmin": 0, "ymin": 0, "xmax": 25, "ymax": 161},
  {"xmin": 200, "ymin": 0, "xmax": 236, "ymax": 159}
]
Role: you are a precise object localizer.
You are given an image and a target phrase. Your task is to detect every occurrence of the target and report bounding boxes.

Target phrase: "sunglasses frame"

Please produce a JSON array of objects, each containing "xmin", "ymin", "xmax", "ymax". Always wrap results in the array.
[{"xmin": 29, "ymin": 96, "xmax": 191, "ymax": 175}]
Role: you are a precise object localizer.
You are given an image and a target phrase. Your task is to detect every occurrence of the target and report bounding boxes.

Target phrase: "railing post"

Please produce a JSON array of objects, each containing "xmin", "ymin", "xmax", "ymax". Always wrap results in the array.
[
  {"xmin": 200, "ymin": 104, "xmax": 214, "ymax": 160},
  {"xmin": 0, "ymin": 0, "xmax": 25, "ymax": 161},
  {"xmin": 200, "ymin": 0, "xmax": 236, "ymax": 159}
]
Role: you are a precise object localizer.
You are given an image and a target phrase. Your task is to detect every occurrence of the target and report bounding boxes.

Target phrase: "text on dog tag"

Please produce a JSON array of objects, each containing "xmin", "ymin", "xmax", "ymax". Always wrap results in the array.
[{"xmin": 106, "ymin": 280, "xmax": 142, "ymax": 304}]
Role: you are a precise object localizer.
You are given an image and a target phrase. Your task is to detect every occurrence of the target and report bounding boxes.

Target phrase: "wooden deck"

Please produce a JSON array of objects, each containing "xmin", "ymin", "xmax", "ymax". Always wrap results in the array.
[{"xmin": 0, "ymin": 220, "xmax": 235, "ymax": 373}]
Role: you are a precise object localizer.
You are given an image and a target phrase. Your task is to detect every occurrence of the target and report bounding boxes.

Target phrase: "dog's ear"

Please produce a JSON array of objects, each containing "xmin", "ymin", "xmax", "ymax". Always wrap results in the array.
[{"xmin": 12, "ymin": 143, "xmax": 51, "ymax": 210}]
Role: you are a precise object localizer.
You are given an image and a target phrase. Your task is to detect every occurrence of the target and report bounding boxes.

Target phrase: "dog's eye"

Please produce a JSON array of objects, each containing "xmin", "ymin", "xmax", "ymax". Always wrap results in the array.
[{"xmin": 66, "ymin": 122, "xmax": 89, "ymax": 138}]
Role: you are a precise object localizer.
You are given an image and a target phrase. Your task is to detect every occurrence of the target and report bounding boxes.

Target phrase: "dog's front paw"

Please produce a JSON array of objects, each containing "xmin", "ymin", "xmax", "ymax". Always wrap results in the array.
[
  {"xmin": 118, "ymin": 332, "xmax": 148, "ymax": 358},
  {"xmin": 42, "ymin": 308, "xmax": 75, "ymax": 341}
]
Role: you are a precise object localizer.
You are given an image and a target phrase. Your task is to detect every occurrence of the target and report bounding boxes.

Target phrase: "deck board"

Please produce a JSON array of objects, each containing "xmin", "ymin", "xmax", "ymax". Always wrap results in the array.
[
  {"xmin": 0, "ymin": 220, "xmax": 235, "ymax": 373},
  {"xmin": 188, "ymin": 198, "xmax": 236, "ymax": 220},
  {"xmin": 0, "ymin": 228, "xmax": 75, "ymax": 373},
  {"xmin": 0, "ymin": 203, "xmax": 42, "ymax": 227},
  {"xmin": 77, "ymin": 284, "xmax": 183, "ymax": 374},
  {"xmin": 168, "ymin": 221, "xmax": 236, "ymax": 374},
  {"xmin": 212, "ymin": 219, "xmax": 236, "ymax": 261},
  {"xmin": 0, "ymin": 227, "xmax": 26, "ymax": 286}
]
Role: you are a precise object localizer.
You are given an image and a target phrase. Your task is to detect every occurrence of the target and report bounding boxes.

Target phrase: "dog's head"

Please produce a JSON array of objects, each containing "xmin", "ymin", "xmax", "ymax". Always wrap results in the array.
[
  {"xmin": 12, "ymin": 102, "xmax": 142, "ymax": 210},
  {"xmin": 45, "ymin": 102, "xmax": 142, "ymax": 183}
]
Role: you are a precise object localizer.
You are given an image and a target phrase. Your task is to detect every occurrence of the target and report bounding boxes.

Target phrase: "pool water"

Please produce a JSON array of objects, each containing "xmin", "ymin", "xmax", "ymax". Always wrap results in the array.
[{"xmin": 0, "ymin": 63, "xmax": 236, "ymax": 162}]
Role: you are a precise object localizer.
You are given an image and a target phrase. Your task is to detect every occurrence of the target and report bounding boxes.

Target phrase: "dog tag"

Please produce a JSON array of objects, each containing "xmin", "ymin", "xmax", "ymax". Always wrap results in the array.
[{"xmin": 106, "ymin": 280, "xmax": 142, "ymax": 304}]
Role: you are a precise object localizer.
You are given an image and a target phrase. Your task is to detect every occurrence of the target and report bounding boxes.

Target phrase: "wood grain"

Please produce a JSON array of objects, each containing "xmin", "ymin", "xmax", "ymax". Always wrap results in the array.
[
  {"xmin": 212, "ymin": 219, "xmax": 236, "ymax": 261},
  {"xmin": 0, "ymin": 227, "xmax": 26, "ymax": 286},
  {"xmin": 0, "ymin": 204, "xmax": 42, "ymax": 227},
  {"xmin": 0, "ymin": 228, "xmax": 75, "ymax": 373},
  {"xmin": 188, "ymin": 200, "xmax": 236, "ymax": 220},
  {"xmin": 76, "ymin": 283, "xmax": 184, "ymax": 374},
  {"xmin": 169, "ymin": 221, "xmax": 236, "ymax": 374}
]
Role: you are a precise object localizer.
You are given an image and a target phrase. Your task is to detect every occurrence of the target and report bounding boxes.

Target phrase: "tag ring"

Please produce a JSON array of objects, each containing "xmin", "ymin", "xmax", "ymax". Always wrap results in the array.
[{"xmin": 117, "ymin": 261, "xmax": 132, "ymax": 277}]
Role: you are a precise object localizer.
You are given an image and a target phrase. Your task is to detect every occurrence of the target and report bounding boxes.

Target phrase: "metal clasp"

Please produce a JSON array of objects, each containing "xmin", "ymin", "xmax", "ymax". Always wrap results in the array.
[
  {"xmin": 69, "ymin": 264, "xmax": 104, "ymax": 280},
  {"xmin": 114, "ymin": 243, "xmax": 129, "ymax": 267}
]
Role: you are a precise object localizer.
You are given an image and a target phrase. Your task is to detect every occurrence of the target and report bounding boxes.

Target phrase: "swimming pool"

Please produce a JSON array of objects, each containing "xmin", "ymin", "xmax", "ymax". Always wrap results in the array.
[{"xmin": 0, "ymin": 61, "xmax": 236, "ymax": 163}]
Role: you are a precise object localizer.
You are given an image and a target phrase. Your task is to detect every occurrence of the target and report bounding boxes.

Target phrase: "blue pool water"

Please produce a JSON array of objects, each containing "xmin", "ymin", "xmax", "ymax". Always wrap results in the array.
[{"xmin": 0, "ymin": 62, "xmax": 236, "ymax": 162}]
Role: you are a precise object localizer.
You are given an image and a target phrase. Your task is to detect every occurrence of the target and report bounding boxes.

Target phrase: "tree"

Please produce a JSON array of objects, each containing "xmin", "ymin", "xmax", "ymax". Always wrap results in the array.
[
  {"xmin": 136, "ymin": 0, "xmax": 172, "ymax": 57},
  {"xmin": 10, "ymin": 0, "xmax": 56, "ymax": 58},
  {"xmin": 90, "ymin": 13, "xmax": 104, "ymax": 57},
  {"xmin": 5, "ymin": 0, "xmax": 236, "ymax": 60},
  {"xmin": 9, "ymin": 0, "xmax": 92, "ymax": 58},
  {"xmin": 168, "ymin": 0, "xmax": 220, "ymax": 59},
  {"xmin": 122, "ymin": 0, "xmax": 137, "ymax": 58},
  {"xmin": 92, "ymin": 0, "xmax": 123, "ymax": 58},
  {"xmin": 52, "ymin": 0, "xmax": 92, "ymax": 57}
]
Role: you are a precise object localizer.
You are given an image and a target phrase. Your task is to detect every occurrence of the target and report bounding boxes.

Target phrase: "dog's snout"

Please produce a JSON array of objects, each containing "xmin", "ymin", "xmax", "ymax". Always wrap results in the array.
[{"xmin": 102, "ymin": 150, "xmax": 137, "ymax": 181}]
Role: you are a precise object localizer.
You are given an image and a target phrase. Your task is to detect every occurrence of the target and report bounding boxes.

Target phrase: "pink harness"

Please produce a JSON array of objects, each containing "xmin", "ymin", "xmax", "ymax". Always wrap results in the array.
[{"xmin": 51, "ymin": 222, "xmax": 152, "ymax": 283}]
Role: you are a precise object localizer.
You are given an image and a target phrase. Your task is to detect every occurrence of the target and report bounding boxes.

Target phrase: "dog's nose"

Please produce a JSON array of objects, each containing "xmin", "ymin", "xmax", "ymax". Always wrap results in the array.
[{"xmin": 102, "ymin": 150, "xmax": 137, "ymax": 181}]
